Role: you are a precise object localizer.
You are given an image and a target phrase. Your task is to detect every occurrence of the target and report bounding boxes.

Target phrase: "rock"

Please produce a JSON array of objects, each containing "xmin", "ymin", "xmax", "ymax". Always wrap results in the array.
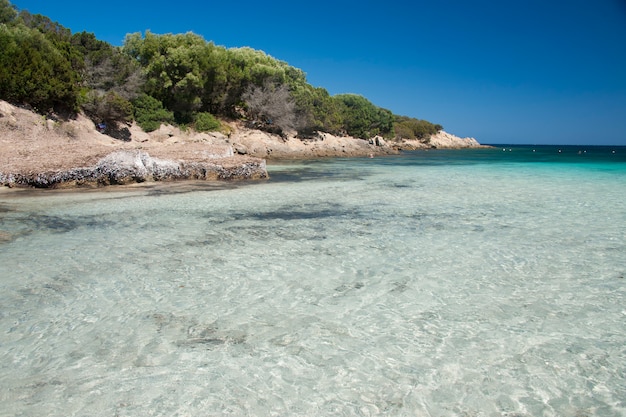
[
  {"xmin": 233, "ymin": 143, "xmax": 248, "ymax": 155},
  {"xmin": 428, "ymin": 131, "xmax": 484, "ymax": 149},
  {"xmin": 95, "ymin": 150, "xmax": 151, "ymax": 184},
  {"xmin": 0, "ymin": 150, "xmax": 268, "ymax": 188},
  {"xmin": 396, "ymin": 131, "xmax": 487, "ymax": 150}
]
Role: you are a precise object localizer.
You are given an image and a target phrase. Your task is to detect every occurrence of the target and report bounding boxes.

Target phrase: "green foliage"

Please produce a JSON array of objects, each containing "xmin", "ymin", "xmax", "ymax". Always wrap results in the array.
[
  {"xmin": 132, "ymin": 93, "xmax": 174, "ymax": 132},
  {"xmin": 1, "ymin": 0, "xmax": 444, "ymax": 138},
  {"xmin": 72, "ymin": 31, "xmax": 144, "ymax": 100},
  {"xmin": 123, "ymin": 31, "xmax": 210, "ymax": 123},
  {"xmin": 16, "ymin": 10, "xmax": 71, "ymax": 41},
  {"xmin": 393, "ymin": 116, "xmax": 443, "ymax": 141},
  {"xmin": 0, "ymin": 0, "xmax": 17, "ymax": 24},
  {"xmin": 0, "ymin": 23, "xmax": 80, "ymax": 112},
  {"xmin": 123, "ymin": 32, "xmax": 300, "ymax": 120},
  {"xmin": 334, "ymin": 94, "xmax": 394, "ymax": 138},
  {"xmin": 81, "ymin": 90, "xmax": 133, "ymax": 124},
  {"xmin": 193, "ymin": 112, "xmax": 221, "ymax": 132},
  {"xmin": 290, "ymin": 85, "xmax": 343, "ymax": 135}
]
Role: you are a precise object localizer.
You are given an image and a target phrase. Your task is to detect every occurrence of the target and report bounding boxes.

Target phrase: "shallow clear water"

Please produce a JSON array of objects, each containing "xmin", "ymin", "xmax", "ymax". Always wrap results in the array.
[{"xmin": 1, "ymin": 146, "xmax": 625, "ymax": 416}]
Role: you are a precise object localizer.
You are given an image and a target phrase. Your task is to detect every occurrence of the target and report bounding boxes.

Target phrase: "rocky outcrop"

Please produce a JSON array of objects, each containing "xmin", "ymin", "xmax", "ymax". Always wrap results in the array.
[
  {"xmin": 428, "ymin": 131, "xmax": 484, "ymax": 148},
  {"xmin": 0, "ymin": 150, "xmax": 268, "ymax": 188},
  {"xmin": 396, "ymin": 131, "xmax": 487, "ymax": 150},
  {"xmin": 229, "ymin": 128, "xmax": 398, "ymax": 159}
]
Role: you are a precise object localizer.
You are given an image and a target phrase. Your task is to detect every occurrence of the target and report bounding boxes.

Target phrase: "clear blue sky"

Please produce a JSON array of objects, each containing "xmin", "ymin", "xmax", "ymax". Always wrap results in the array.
[{"xmin": 11, "ymin": 0, "xmax": 626, "ymax": 145}]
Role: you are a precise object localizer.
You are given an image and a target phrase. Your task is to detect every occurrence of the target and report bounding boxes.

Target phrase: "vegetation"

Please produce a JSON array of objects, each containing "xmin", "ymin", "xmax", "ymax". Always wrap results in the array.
[
  {"xmin": 0, "ymin": 12, "xmax": 80, "ymax": 112},
  {"xmin": 334, "ymin": 94, "xmax": 395, "ymax": 139},
  {"xmin": 394, "ymin": 116, "xmax": 443, "ymax": 142},
  {"xmin": 193, "ymin": 112, "xmax": 221, "ymax": 132},
  {"xmin": 242, "ymin": 81, "xmax": 296, "ymax": 134},
  {"xmin": 131, "ymin": 94, "xmax": 174, "ymax": 132},
  {"xmin": 0, "ymin": 0, "xmax": 442, "ymax": 140}
]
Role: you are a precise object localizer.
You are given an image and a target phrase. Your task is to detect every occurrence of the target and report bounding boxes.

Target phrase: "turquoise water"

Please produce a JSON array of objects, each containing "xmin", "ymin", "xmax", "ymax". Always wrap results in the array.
[{"xmin": 1, "ymin": 146, "xmax": 625, "ymax": 416}]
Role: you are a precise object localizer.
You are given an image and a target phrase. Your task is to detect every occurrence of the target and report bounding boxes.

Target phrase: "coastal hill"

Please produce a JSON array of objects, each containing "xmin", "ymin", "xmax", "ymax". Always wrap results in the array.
[
  {"xmin": 0, "ymin": 1, "xmax": 484, "ymax": 188},
  {"xmin": 0, "ymin": 100, "xmax": 482, "ymax": 188}
]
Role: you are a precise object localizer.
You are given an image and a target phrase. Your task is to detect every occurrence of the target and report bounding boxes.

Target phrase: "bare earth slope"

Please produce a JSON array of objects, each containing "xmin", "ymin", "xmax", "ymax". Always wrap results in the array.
[{"xmin": 0, "ymin": 101, "xmax": 267, "ymax": 188}]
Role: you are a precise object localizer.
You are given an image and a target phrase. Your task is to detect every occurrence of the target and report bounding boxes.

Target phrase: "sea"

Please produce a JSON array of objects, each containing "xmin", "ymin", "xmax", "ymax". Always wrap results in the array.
[{"xmin": 0, "ymin": 145, "xmax": 625, "ymax": 417}]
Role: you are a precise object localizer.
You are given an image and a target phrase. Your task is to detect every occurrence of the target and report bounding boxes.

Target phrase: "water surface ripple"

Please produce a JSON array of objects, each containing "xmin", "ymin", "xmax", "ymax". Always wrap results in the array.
[{"xmin": 1, "ymin": 147, "xmax": 625, "ymax": 416}]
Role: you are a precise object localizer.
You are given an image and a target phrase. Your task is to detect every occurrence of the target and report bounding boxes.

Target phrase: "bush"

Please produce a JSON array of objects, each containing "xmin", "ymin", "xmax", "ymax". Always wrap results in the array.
[
  {"xmin": 334, "ymin": 94, "xmax": 394, "ymax": 138},
  {"xmin": 193, "ymin": 112, "xmax": 221, "ymax": 132},
  {"xmin": 0, "ymin": 23, "xmax": 80, "ymax": 112},
  {"xmin": 393, "ymin": 116, "xmax": 443, "ymax": 141},
  {"xmin": 132, "ymin": 94, "xmax": 174, "ymax": 132},
  {"xmin": 81, "ymin": 90, "xmax": 133, "ymax": 124}
]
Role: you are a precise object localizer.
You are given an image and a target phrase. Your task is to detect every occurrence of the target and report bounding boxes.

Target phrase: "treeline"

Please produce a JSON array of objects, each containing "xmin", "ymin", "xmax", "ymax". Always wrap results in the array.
[{"xmin": 0, "ymin": 0, "xmax": 442, "ymax": 140}]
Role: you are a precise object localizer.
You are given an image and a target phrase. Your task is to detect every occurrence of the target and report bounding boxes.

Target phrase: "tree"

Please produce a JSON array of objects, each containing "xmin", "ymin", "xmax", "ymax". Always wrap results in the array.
[
  {"xmin": 0, "ymin": 0, "xmax": 17, "ymax": 24},
  {"xmin": 72, "ymin": 31, "xmax": 144, "ymax": 100},
  {"xmin": 290, "ymin": 84, "xmax": 343, "ymax": 135},
  {"xmin": 393, "ymin": 115, "xmax": 443, "ymax": 141},
  {"xmin": 243, "ymin": 81, "xmax": 296, "ymax": 135},
  {"xmin": 81, "ymin": 90, "xmax": 133, "ymax": 125},
  {"xmin": 0, "ymin": 24, "xmax": 80, "ymax": 112},
  {"xmin": 123, "ymin": 31, "xmax": 210, "ymax": 123},
  {"xmin": 334, "ymin": 94, "xmax": 394, "ymax": 138}
]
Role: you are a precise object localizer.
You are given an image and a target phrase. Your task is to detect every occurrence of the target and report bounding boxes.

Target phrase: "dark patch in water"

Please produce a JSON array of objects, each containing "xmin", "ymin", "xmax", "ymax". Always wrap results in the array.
[
  {"xmin": 144, "ymin": 181, "xmax": 241, "ymax": 197},
  {"xmin": 176, "ymin": 338, "xmax": 225, "ymax": 347},
  {"xmin": 0, "ymin": 211, "xmax": 118, "ymax": 242},
  {"xmin": 268, "ymin": 165, "xmax": 367, "ymax": 183},
  {"xmin": 251, "ymin": 208, "xmax": 342, "ymax": 221},
  {"xmin": 391, "ymin": 280, "xmax": 409, "ymax": 293},
  {"xmin": 27, "ymin": 215, "xmax": 81, "ymax": 233},
  {"xmin": 391, "ymin": 182, "xmax": 413, "ymax": 188},
  {"xmin": 23, "ymin": 214, "xmax": 115, "ymax": 234},
  {"xmin": 148, "ymin": 312, "xmax": 246, "ymax": 350},
  {"xmin": 229, "ymin": 203, "xmax": 353, "ymax": 222},
  {"xmin": 335, "ymin": 282, "xmax": 365, "ymax": 293}
]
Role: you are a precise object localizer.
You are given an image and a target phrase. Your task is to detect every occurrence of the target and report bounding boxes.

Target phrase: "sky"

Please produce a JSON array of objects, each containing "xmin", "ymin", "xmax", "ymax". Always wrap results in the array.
[{"xmin": 11, "ymin": 0, "xmax": 626, "ymax": 145}]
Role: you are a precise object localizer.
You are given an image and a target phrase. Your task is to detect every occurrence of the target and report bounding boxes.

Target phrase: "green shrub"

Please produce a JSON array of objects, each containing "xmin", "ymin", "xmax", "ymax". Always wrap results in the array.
[
  {"xmin": 132, "ymin": 93, "xmax": 174, "ymax": 132},
  {"xmin": 0, "ymin": 23, "xmax": 80, "ymax": 112},
  {"xmin": 193, "ymin": 112, "xmax": 220, "ymax": 132},
  {"xmin": 81, "ymin": 90, "xmax": 133, "ymax": 124},
  {"xmin": 393, "ymin": 116, "xmax": 443, "ymax": 141},
  {"xmin": 334, "ymin": 94, "xmax": 394, "ymax": 138}
]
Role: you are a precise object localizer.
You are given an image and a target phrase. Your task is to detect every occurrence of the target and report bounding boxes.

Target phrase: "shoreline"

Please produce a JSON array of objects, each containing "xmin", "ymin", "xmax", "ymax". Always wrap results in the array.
[{"xmin": 0, "ymin": 100, "xmax": 485, "ymax": 190}]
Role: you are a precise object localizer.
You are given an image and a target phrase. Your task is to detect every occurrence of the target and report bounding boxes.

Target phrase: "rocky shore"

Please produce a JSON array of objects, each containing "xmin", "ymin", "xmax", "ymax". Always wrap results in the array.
[
  {"xmin": 0, "ymin": 150, "xmax": 268, "ymax": 188},
  {"xmin": 0, "ymin": 100, "xmax": 484, "ymax": 189}
]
